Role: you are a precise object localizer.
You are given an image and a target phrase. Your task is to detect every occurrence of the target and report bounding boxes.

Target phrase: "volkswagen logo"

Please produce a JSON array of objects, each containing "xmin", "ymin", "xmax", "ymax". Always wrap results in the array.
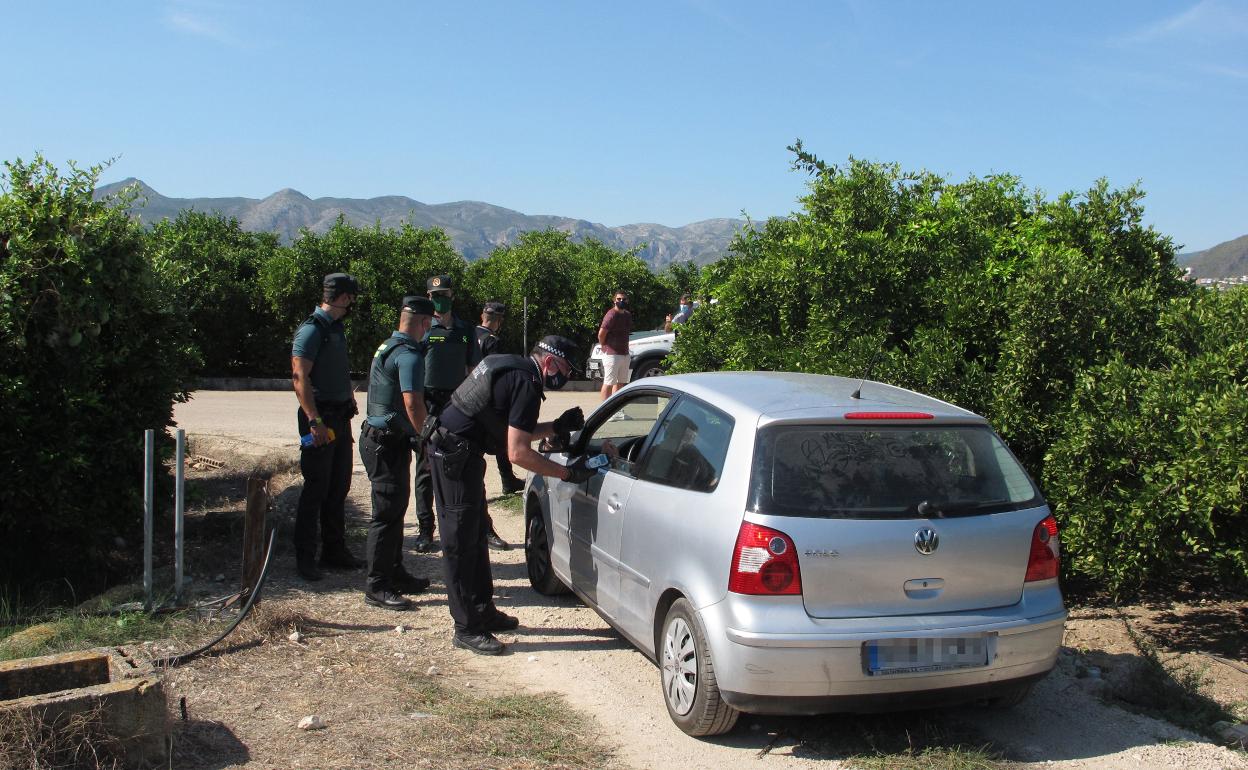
[{"xmin": 914, "ymin": 528, "xmax": 939, "ymax": 555}]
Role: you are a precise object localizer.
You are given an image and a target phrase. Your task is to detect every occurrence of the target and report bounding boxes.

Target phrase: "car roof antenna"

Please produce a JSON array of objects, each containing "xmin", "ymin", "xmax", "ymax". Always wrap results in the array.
[{"xmin": 850, "ymin": 346, "xmax": 884, "ymax": 400}]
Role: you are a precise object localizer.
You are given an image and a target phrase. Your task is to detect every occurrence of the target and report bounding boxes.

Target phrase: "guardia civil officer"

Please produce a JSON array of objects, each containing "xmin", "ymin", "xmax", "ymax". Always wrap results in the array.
[
  {"xmin": 412, "ymin": 275, "xmax": 481, "ymax": 553},
  {"xmin": 474, "ymin": 301, "xmax": 520, "ymax": 551},
  {"xmin": 291, "ymin": 273, "xmax": 364, "ymax": 582},
  {"xmin": 359, "ymin": 296, "xmax": 437, "ymax": 610},
  {"xmin": 428, "ymin": 335, "xmax": 599, "ymax": 655}
]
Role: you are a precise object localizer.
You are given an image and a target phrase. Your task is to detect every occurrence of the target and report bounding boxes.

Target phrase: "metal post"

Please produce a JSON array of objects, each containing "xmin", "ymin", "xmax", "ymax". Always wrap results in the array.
[
  {"xmin": 143, "ymin": 429, "xmax": 155, "ymax": 613},
  {"xmin": 523, "ymin": 296, "xmax": 528, "ymax": 353},
  {"xmin": 174, "ymin": 429, "xmax": 186, "ymax": 606}
]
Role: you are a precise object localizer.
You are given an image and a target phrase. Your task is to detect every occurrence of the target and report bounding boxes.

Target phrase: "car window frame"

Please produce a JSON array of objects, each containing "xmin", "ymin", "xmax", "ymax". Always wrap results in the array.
[
  {"xmin": 572, "ymin": 387, "xmax": 678, "ymax": 480},
  {"xmin": 633, "ymin": 393, "xmax": 735, "ymax": 494}
]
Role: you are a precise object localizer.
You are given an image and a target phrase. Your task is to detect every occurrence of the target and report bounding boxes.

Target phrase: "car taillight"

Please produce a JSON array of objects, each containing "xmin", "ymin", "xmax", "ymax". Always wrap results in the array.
[
  {"xmin": 729, "ymin": 522, "xmax": 802, "ymax": 595},
  {"xmin": 1024, "ymin": 515, "xmax": 1060, "ymax": 582}
]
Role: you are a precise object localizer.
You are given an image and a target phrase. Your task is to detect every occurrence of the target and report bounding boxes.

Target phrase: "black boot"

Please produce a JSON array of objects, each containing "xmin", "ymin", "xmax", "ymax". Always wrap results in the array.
[
  {"xmin": 486, "ymin": 527, "xmax": 511, "ymax": 551},
  {"xmin": 296, "ymin": 556, "xmax": 323, "ymax": 582},
  {"xmin": 413, "ymin": 531, "xmax": 440, "ymax": 553}
]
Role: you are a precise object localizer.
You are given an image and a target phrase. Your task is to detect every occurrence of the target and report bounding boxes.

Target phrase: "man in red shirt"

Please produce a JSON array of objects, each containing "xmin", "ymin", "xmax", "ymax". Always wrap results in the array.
[{"xmin": 598, "ymin": 289, "xmax": 633, "ymax": 401}]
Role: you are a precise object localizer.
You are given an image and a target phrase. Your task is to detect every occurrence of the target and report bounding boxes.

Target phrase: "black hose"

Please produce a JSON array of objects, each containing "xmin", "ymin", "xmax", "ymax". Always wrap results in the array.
[{"xmin": 154, "ymin": 528, "xmax": 278, "ymax": 668}]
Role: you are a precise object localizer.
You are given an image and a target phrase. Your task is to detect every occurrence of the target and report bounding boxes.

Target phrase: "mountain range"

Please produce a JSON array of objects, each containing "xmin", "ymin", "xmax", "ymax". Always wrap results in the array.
[
  {"xmin": 1180, "ymin": 234, "xmax": 1248, "ymax": 280},
  {"xmin": 93, "ymin": 179, "xmax": 747, "ymax": 268}
]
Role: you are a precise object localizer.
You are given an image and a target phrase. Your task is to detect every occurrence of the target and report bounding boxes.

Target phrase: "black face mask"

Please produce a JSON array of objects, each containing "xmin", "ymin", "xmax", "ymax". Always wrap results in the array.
[
  {"xmin": 333, "ymin": 301, "xmax": 353, "ymax": 319},
  {"xmin": 544, "ymin": 369, "xmax": 569, "ymax": 390},
  {"xmin": 615, "ymin": 300, "xmax": 627, "ymax": 309}
]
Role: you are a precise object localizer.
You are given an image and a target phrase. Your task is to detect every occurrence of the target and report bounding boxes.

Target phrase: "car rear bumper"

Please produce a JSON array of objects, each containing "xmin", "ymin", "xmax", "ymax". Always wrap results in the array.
[
  {"xmin": 700, "ymin": 598, "xmax": 1066, "ymax": 712},
  {"xmin": 722, "ymin": 671, "xmax": 1050, "ymax": 715}
]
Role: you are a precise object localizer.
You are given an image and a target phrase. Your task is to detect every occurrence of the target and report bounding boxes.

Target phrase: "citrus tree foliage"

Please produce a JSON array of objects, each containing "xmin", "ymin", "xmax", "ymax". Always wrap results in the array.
[
  {"xmin": 258, "ymin": 217, "xmax": 462, "ymax": 372},
  {"xmin": 463, "ymin": 230, "xmax": 671, "ymax": 357},
  {"xmin": 0, "ymin": 158, "xmax": 197, "ymax": 588},
  {"xmin": 668, "ymin": 145, "xmax": 1204, "ymax": 592},
  {"xmin": 146, "ymin": 211, "xmax": 288, "ymax": 375},
  {"xmin": 1045, "ymin": 288, "xmax": 1248, "ymax": 594}
]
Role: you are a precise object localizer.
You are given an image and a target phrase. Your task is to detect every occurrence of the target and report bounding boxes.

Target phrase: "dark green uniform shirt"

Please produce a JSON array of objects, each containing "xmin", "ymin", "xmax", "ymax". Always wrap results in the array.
[
  {"xmin": 291, "ymin": 307, "xmax": 353, "ymax": 403},
  {"xmin": 422, "ymin": 315, "xmax": 481, "ymax": 393},
  {"xmin": 365, "ymin": 332, "xmax": 425, "ymax": 436}
]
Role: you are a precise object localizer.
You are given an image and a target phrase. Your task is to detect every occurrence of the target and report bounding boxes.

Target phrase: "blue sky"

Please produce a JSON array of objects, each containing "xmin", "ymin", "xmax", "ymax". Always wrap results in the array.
[{"xmin": 2, "ymin": 0, "xmax": 1244, "ymax": 251}]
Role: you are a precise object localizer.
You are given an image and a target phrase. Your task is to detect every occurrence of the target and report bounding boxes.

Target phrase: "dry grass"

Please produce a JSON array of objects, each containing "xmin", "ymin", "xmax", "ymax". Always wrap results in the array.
[
  {"xmin": 401, "ymin": 676, "xmax": 612, "ymax": 769},
  {"xmin": 231, "ymin": 603, "xmax": 317, "ymax": 644},
  {"xmin": 0, "ymin": 703, "xmax": 124, "ymax": 770}
]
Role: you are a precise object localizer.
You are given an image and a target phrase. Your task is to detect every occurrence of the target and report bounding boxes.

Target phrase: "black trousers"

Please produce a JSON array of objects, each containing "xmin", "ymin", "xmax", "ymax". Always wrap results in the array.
[
  {"xmin": 429, "ymin": 445, "xmax": 495, "ymax": 635},
  {"xmin": 413, "ymin": 390, "xmax": 452, "ymax": 534},
  {"xmin": 359, "ymin": 427, "xmax": 412, "ymax": 593},
  {"xmin": 496, "ymin": 451, "xmax": 520, "ymax": 487},
  {"xmin": 294, "ymin": 407, "xmax": 354, "ymax": 561}
]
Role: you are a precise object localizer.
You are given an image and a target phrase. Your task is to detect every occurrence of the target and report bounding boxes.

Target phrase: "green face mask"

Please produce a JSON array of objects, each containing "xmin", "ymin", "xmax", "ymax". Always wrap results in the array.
[{"xmin": 431, "ymin": 295, "xmax": 452, "ymax": 313}]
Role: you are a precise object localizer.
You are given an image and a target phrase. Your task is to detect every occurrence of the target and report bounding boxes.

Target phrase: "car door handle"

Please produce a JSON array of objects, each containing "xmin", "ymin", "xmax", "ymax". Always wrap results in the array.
[{"xmin": 606, "ymin": 497, "xmax": 622, "ymax": 512}]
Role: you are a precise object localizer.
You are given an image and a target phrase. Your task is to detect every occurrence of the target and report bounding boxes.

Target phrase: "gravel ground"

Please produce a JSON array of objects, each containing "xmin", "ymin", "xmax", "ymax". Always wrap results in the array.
[{"xmin": 173, "ymin": 390, "xmax": 1248, "ymax": 770}]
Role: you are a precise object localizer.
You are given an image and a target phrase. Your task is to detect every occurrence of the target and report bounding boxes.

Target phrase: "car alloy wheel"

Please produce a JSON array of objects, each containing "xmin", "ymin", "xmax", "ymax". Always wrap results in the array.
[
  {"xmin": 658, "ymin": 599, "xmax": 739, "ymax": 736},
  {"xmin": 662, "ymin": 617, "xmax": 697, "ymax": 716},
  {"xmin": 634, "ymin": 358, "xmax": 665, "ymax": 379},
  {"xmin": 525, "ymin": 506, "xmax": 569, "ymax": 596}
]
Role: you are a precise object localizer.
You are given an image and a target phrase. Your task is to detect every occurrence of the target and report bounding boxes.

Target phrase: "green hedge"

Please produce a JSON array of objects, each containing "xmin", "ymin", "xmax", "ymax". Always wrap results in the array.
[
  {"xmin": 0, "ymin": 158, "xmax": 197, "ymax": 590},
  {"xmin": 669, "ymin": 145, "xmax": 1242, "ymax": 595}
]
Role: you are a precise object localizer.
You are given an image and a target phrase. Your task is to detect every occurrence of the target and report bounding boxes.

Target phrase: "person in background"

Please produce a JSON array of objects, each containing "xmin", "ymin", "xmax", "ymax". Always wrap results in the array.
[
  {"xmin": 290, "ymin": 273, "xmax": 364, "ymax": 582},
  {"xmin": 597, "ymin": 289, "xmax": 632, "ymax": 401},
  {"xmin": 664, "ymin": 294, "xmax": 694, "ymax": 333},
  {"xmin": 358, "ymin": 295, "xmax": 437, "ymax": 611},
  {"xmin": 473, "ymin": 301, "xmax": 517, "ymax": 551},
  {"xmin": 413, "ymin": 275, "xmax": 482, "ymax": 553}
]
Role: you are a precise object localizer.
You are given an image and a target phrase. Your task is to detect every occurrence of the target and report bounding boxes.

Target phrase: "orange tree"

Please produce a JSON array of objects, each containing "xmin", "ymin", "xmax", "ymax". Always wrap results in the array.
[{"xmin": 0, "ymin": 158, "xmax": 197, "ymax": 591}]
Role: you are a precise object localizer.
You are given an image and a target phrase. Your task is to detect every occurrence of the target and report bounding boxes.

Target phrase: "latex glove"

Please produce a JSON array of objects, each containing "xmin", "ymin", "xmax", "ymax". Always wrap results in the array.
[
  {"xmin": 552, "ymin": 406, "xmax": 585, "ymax": 434},
  {"xmin": 562, "ymin": 455, "xmax": 597, "ymax": 484}
]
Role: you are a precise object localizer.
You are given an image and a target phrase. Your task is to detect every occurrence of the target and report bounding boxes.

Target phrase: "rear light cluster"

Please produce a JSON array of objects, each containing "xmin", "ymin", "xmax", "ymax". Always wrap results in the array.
[
  {"xmin": 1025, "ymin": 515, "xmax": 1060, "ymax": 582},
  {"xmin": 729, "ymin": 522, "xmax": 802, "ymax": 595}
]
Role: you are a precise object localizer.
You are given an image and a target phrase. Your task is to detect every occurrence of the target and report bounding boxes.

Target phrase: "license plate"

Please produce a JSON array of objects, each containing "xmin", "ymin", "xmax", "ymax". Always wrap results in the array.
[
  {"xmin": 864, "ymin": 635, "xmax": 992, "ymax": 676},
  {"xmin": 587, "ymin": 361, "xmax": 602, "ymax": 377}
]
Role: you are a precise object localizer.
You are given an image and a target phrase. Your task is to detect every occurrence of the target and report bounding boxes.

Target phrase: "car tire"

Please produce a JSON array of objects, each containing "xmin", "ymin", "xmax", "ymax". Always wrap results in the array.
[
  {"xmin": 525, "ymin": 506, "xmax": 569, "ymax": 596},
  {"xmin": 985, "ymin": 681, "xmax": 1034, "ymax": 708},
  {"xmin": 660, "ymin": 599, "xmax": 739, "ymax": 737},
  {"xmin": 631, "ymin": 355, "xmax": 666, "ymax": 380}
]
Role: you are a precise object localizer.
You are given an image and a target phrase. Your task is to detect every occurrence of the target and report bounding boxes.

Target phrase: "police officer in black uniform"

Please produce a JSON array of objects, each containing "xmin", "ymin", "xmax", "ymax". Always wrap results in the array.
[
  {"xmin": 290, "ymin": 273, "xmax": 364, "ymax": 581},
  {"xmin": 413, "ymin": 275, "xmax": 482, "ymax": 553},
  {"xmin": 429, "ymin": 335, "xmax": 600, "ymax": 655},
  {"xmin": 359, "ymin": 295, "xmax": 437, "ymax": 610}
]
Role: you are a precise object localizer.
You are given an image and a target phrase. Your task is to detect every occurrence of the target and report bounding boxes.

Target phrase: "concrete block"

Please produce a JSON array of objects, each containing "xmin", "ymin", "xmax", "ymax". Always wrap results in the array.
[{"xmin": 0, "ymin": 647, "xmax": 168, "ymax": 768}]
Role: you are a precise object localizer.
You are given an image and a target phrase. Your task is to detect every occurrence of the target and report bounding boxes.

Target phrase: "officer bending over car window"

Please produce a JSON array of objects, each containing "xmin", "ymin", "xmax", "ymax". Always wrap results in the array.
[
  {"xmin": 358, "ymin": 295, "xmax": 437, "ymax": 611},
  {"xmin": 428, "ymin": 335, "xmax": 601, "ymax": 655}
]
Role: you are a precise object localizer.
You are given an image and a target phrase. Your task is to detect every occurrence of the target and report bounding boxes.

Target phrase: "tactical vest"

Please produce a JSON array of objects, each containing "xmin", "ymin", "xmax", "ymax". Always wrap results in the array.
[
  {"xmin": 366, "ymin": 335, "xmax": 420, "ymax": 433},
  {"xmin": 424, "ymin": 318, "xmax": 473, "ymax": 392},
  {"xmin": 297, "ymin": 310, "xmax": 352, "ymax": 403},
  {"xmin": 449, "ymin": 354, "xmax": 537, "ymax": 449}
]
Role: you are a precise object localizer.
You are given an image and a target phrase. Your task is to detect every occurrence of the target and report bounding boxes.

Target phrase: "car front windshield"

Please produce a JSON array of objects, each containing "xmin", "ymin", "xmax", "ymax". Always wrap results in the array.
[{"xmin": 750, "ymin": 424, "xmax": 1041, "ymax": 519}]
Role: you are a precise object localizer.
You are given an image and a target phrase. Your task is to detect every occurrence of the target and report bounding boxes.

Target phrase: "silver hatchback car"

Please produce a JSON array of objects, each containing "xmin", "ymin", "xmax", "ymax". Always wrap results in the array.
[{"xmin": 524, "ymin": 372, "xmax": 1066, "ymax": 736}]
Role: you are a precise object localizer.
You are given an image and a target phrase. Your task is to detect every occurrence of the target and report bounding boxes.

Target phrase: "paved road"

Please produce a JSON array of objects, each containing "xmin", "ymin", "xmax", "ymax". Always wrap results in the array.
[{"xmin": 173, "ymin": 388, "xmax": 603, "ymax": 500}]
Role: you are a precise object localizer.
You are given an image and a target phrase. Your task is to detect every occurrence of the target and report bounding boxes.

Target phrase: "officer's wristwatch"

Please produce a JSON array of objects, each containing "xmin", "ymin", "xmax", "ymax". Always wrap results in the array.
[{"xmin": 309, "ymin": 417, "xmax": 324, "ymax": 428}]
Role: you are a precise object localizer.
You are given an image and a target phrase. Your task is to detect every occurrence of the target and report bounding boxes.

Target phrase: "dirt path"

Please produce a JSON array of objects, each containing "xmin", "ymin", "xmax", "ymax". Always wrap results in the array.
[{"xmin": 170, "ymin": 392, "xmax": 1248, "ymax": 769}]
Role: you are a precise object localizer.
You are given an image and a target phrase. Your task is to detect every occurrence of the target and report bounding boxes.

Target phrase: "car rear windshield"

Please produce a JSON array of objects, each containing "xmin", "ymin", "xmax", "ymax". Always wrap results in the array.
[{"xmin": 749, "ymin": 424, "xmax": 1042, "ymax": 519}]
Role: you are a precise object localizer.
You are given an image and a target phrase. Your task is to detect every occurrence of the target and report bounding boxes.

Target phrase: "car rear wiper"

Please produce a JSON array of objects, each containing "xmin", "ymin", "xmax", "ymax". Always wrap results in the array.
[{"xmin": 915, "ymin": 499, "xmax": 1013, "ymax": 518}]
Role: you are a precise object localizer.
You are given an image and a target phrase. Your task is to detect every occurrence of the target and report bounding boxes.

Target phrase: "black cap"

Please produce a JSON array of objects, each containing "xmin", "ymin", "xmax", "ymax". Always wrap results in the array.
[
  {"xmin": 483, "ymin": 301, "xmax": 507, "ymax": 316},
  {"xmin": 536, "ymin": 335, "xmax": 582, "ymax": 372},
  {"xmin": 323, "ymin": 272, "xmax": 360, "ymax": 297},
  {"xmin": 401, "ymin": 296, "xmax": 435, "ymax": 316},
  {"xmin": 426, "ymin": 274, "xmax": 454, "ymax": 293}
]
